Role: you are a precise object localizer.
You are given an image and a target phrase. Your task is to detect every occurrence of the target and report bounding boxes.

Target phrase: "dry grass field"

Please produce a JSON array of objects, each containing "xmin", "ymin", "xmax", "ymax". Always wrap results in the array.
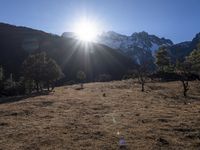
[{"xmin": 0, "ymin": 80, "xmax": 200, "ymax": 150}]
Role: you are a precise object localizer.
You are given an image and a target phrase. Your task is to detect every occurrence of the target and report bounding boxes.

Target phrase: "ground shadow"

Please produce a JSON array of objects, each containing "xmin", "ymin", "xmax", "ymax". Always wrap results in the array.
[{"xmin": 0, "ymin": 91, "xmax": 51, "ymax": 104}]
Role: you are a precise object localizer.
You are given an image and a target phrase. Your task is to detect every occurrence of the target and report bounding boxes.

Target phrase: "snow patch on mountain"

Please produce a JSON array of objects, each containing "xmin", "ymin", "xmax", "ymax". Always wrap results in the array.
[
  {"xmin": 150, "ymin": 42, "xmax": 159, "ymax": 55},
  {"xmin": 62, "ymin": 30, "xmax": 174, "ymax": 65},
  {"xmin": 97, "ymin": 31, "xmax": 173, "ymax": 64}
]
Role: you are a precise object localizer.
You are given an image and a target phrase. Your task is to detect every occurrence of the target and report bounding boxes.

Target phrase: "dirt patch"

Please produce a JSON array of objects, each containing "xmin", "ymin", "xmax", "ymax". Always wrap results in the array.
[{"xmin": 34, "ymin": 101, "xmax": 54, "ymax": 107}]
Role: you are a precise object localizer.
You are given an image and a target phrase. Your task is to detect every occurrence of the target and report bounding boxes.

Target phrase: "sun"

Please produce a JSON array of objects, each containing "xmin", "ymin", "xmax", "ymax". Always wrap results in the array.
[{"xmin": 74, "ymin": 20, "xmax": 98, "ymax": 42}]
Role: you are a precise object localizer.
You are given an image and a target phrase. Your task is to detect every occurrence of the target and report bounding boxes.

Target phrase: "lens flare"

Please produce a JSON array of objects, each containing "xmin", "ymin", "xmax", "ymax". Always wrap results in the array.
[{"xmin": 74, "ymin": 19, "xmax": 99, "ymax": 42}]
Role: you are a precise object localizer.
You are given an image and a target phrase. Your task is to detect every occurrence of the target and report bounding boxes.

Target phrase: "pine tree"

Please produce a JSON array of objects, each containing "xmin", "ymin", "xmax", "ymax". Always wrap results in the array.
[
  {"xmin": 186, "ymin": 43, "xmax": 200, "ymax": 76},
  {"xmin": 155, "ymin": 47, "xmax": 170, "ymax": 72}
]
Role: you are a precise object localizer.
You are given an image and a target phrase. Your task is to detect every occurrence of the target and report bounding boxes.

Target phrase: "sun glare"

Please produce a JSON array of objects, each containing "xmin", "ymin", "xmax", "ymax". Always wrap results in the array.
[{"xmin": 74, "ymin": 20, "xmax": 99, "ymax": 42}]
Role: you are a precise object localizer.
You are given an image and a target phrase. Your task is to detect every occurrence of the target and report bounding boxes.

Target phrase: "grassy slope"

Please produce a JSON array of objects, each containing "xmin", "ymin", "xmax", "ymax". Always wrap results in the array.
[{"xmin": 0, "ymin": 80, "xmax": 200, "ymax": 150}]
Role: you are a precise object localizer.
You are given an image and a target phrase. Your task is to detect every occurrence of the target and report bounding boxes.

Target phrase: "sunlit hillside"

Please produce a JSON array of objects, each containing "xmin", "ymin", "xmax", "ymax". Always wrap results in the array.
[{"xmin": 0, "ymin": 80, "xmax": 200, "ymax": 149}]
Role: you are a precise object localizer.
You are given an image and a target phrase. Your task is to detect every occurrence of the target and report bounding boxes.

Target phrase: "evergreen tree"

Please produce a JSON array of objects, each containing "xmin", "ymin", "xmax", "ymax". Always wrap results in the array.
[
  {"xmin": 43, "ymin": 58, "xmax": 64, "ymax": 90},
  {"xmin": 23, "ymin": 53, "xmax": 43, "ymax": 91},
  {"xmin": 186, "ymin": 43, "xmax": 200, "ymax": 76},
  {"xmin": 77, "ymin": 71, "xmax": 86, "ymax": 89},
  {"xmin": 23, "ymin": 52, "xmax": 63, "ymax": 92},
  {"xmin": 155, "ymin": 47, "xmax": 170, "ymax": 72}
]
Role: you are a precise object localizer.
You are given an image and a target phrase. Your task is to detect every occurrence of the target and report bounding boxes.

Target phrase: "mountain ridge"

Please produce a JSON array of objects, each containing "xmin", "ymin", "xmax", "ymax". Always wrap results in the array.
[
  {"xmin": 0, "ymin": 22, "xmax": 200, "ymax": 81},
  {"xmin": 0, "ymin": 22, "xmax": 134, "ymax": 81}
]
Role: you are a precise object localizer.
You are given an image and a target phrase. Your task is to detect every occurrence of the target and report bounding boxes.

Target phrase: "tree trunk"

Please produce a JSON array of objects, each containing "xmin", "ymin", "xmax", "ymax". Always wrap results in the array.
[
  {"xmin": 139, "ymin": 76, "xmax": 145, "ymax": 92},
  {"xmin": 141, "ymin": 82, "xmax": 144, "ymax": 92},
  {"xmin": 40, "ymin": 84, "xmax": 43, "ymax": 92},
  {"xmin": 36, "ymin": 81, "xmax": 39, "ymax": 92},
  {"xmin": 182, "ymin": 80, "xmax": 189, "ymax": 98},
  {"xmin": 47, "ymin": 81, "xmax": 50, "ymax": 91},
  {"xmin": 51, "ymin": 82, "xmax": 55, "ymax": 91}
]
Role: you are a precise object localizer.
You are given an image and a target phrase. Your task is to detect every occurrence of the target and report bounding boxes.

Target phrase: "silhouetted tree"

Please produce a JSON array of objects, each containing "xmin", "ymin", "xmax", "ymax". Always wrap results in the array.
[
  {"xmin": 77, "ymin": 71, "xmax": 86, "ymax": 89},
  {"xmin": 23, "ymin": 53, "xmax": 42, "ymax": 92},
  {"xmin": 4, "ymin": 74, "xmax": 15, "ymax": 88},
  {"xmin": 43, "ymin": 58, "xmax": 64, "ymax": 91},
  {"xmin": 23, "ymin": 52, "xmax": 63, "ymax": 92},
  {"xmin": 155, "ymin": 47, "xmax": 171, "ymax": 72}
]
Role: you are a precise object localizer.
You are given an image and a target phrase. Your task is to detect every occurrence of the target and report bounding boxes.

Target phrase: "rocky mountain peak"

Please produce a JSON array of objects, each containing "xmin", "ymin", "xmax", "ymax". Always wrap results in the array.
[{"xmin": 97, "ymin": 31, "xmax": 174, "ymax": 65}]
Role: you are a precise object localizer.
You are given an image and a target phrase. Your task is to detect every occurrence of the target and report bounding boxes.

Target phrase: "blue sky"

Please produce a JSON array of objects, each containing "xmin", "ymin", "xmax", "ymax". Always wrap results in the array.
[{"xmin": 0, "ymin": 0, "xmax": 199, "ymax": 43}]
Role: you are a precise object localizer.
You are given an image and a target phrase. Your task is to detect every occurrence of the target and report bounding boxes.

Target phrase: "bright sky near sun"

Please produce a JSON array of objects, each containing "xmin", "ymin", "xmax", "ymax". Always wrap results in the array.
[{"xmin": 0, "ymin": 0, "xmax": 200, "ymax": 43}]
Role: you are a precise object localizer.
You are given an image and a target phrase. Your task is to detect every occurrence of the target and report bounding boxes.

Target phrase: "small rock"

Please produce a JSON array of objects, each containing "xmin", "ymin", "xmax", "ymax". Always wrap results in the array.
[
  {"xmin": 135, "ymin": 113, "xmax": 140, "ymax": 116},
  {"xmin": 157, "ymin": 137, "xmax": 169, "ymax": 145},
  {"xmin": 0, "ymin": 122, "xmax": 9, "ymax": 126},
  {"xmin": 157, "ymin": 118, "xmax": 168, "ymax": 123}
]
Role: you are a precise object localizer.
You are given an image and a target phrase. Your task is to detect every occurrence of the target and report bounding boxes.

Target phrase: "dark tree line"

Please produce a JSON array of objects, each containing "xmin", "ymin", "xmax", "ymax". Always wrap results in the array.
[
  {"xmin": 1, "ymin": 40, "xmax": 200, "ymax": 98},
  {"xmin": 22, "ymin": 52, "xmax": 64, "ymax": 92},
  {"xmin": 0, "ymin": 52, "xmax": 64, "ymax": 96}
]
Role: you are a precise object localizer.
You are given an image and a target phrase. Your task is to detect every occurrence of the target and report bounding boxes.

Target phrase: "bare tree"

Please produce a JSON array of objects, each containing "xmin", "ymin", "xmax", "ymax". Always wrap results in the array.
[
  {"xmin": 176, "ymin": 61, "xmax": 190, "ymax": 98},
  {"xmin": 133, "ymin": 60, "xmax": 152, "ymax": 92}
]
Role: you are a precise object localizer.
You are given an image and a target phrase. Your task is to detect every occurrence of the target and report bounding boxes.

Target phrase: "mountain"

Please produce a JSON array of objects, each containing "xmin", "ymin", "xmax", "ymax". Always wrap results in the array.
[
  {"xmin": 167, "ymin": 33, "xmax": 200, "ymax": 62},
  {"xmin": 1, "ymin": 22, "xmax": 199, "ymax": 82},
  {"xmin": 0, "ymin": 23, "xmax": 134, "ymax": 81},
  {"xmin": 62, "ymin": 32, "xmax": 76, "ymax": 39},
  {"xmin": 96, "ymin": 31, "xmax": 200, "ymax": 65},
  {"xmin": 0, "ymin": 23, "xmax": 51, "ymax": 78},
  {"xmin": 97, "ymin": 31, "xmax": 173, "ymax": 64}
]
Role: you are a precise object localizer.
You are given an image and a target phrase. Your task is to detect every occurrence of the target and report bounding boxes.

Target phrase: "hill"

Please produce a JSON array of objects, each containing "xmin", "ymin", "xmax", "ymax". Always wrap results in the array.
[
  {"xmin": 0, "ymin": 80, "xmax": 200, "ymax": 149},
  {"xmin": 0, "ymin": 23, "xmax": 133, "ymax": 81}
]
